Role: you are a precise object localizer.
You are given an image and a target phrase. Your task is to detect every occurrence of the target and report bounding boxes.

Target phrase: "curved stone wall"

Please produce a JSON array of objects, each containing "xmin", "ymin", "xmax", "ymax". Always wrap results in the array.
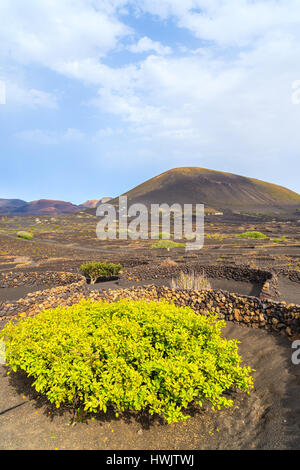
[
  {"xmin": 0, "ymin": 271, "xmax": 83, "ymax": 289},
  {"xmin": 92, "ymin": 284, "xmax": 300, "ymax": 340},
  {"xmin": 127, "ymin": 263, "xmax": 279, "ymax": 301},
  {"xmin": 0, "ymin": 272, "xmax": 86, "ymax": 319},
  {"xmin": 0, "ymin": 267, "xmax": 299, "ymax": 340}
]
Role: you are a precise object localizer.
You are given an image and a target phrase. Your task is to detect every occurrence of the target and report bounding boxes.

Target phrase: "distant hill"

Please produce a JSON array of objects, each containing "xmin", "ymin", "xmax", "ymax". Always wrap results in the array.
[
  {"xmin": 79, "ymin": 197, "xmax": 112, "ymax": 209},
  {"xmin": 109, "ymin": 167, "xmax": 300, "ymax": 216},
  {"xmin": 3, "ymin": 169, "xmax": 300, "ymax": 217},
  {"xmin": 0, "ymin": 199, "xmax": 80, "ymax": 215},
  {"xmin": 0, "ymin": 199, "xmax": 27, "ymax": 215},
  {"xmin": 79, "ymin": 200, "xmax": 100, "ymax": 209},
  {"xmin": 99, "ymin": 197, "xmax": 113, "ymax": 205},
  {"xmin": 18, "ymin": 199, "xmax": 81, "ymax": 215},
  {"xmin": 1, "ymin": 197, "xmax": 114, "ymax": 215}
]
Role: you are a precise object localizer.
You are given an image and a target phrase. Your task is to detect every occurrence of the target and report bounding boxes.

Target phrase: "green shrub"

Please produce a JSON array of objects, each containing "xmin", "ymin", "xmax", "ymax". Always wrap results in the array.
[
  {"xmin": 0, "ymin": 299, "xmax": 254, "ymax": 424},
  {"xmin": 158, "ymin": 232, "xmax": 172, "ymax": 239},
  {"xmin": 150, "ymin": 240, "xmax": 185, "ymax": 250},
  {"xmin": 236, "ymin": 231, "xmax": 267, "ymax": 239},
  {"xmin": 80, "ymin": 262, "xmax": 122, "ymax": 284},
  {"xmin": 17, "ymin": 231, "xmax": 33, "ymax": 240}
]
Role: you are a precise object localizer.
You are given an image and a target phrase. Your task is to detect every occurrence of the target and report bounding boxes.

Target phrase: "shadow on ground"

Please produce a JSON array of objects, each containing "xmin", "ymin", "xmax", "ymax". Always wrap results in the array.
[{"xmin": 1, "ymin": 322, "xmax": 300, "ymax": 450}]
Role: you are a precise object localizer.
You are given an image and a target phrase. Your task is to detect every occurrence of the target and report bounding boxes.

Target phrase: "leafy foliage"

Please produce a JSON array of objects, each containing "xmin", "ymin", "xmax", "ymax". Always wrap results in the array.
[
  {"xmin": 236, "ymin": 231, "xmax": 268, "ymax": 239},
  {"xmin": 273, "ymin": 236, "xmax": 287, "ymax": 244},
  {"xmin": 150, "ymin": 240, "xmax": 185, "ymax": 250},
  {"xmin": 0, "ymin": 299, "xmax": 254, "ymax": 424},
  {"xmin": 17, "ymin": 231, "xmax": 33, "ymax": 240},
  {"xmin": 80, "ymin": 261, "xmax": 122, "ymax": 284},
  {"xmin": 158, "ymin": 232, "xmax": 172, "ymax": 239}
]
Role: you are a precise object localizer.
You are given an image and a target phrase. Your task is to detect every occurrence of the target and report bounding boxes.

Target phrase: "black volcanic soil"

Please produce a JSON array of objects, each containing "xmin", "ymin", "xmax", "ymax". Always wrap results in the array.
[
  {"xmin": 1, "ymin": 216, "xmax": 300, "ymax": 274},
  {"xmin": 1, "ymin": 215, "xmax": 300, "ymax": 449},
  {"xmin": 277, "ymin": 276, "xmax": 300, "ymax": 305},
  {"xmin": 208, "ymin": 278, "xmax": 262, "ymax": 297},
  {"xmin": 0, "ymin": 285, "xmax": 45, "ymax": 302},
  {"xmin": 0, "ymin": 322, "xmax": 299, "ymax": 450}
]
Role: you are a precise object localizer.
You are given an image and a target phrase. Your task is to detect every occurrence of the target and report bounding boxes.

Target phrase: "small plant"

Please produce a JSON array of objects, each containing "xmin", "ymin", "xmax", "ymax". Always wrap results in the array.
[
  {"xmin": 152, "ymin": 232, "xmax": 173, "ymax": 239},
  {"xmin": 171, "ymin": 270, "xmax": 212, "ymax": 291},
  {"xmin": 150, "ymin": 240, "xmax": 185, "ymax": 251},
  {"xmin": 206, "ymin": 233, "xmax": 225, "ymax": 241},
  {"xmin": 273, "ymin": 237, "xmax": 287, "ymax": 244},
  {"xmin": 160, "ymin": 258, "xmax": 178, "ymax": 268},
  {"xmin": 0, "ymin": 299, "xmax": 254, "ymax": 424},
  {"xmin": 80, "ymin": 261, "xmax": 122, "ymax": 284},
  {"xmin": 17, "ymin": 231, "xmax": 33, "ymax": 240},
  {"xmin": 236, "ymin": 231, "xmax": 268, "ymax": 239}
]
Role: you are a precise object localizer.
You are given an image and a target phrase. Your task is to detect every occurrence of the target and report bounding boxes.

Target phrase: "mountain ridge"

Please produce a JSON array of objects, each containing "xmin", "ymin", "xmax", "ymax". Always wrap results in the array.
[
  {"xmin": 0, "ymin": 197, "xmax": 113, "ymax": 215},
  {"xmin": 2, "ymin": 168, "xmax": 300, "ymax": 216},
  {"xmin": 110, "ymin": 167, "xmax": 300, "ymax": 215}
]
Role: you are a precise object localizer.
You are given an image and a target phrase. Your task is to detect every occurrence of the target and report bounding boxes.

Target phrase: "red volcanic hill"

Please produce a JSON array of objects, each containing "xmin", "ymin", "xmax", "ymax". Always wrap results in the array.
[
  {"xmin": 0, "ymin": 197, "xmax": 114, "ymax": 215},
  {"xmin": 79, "ymin": 200, "xmax": 100, "ymax": 209},
  {"xmin": 12, "ymin": 199, "xmax": 80, "ymax": 215},
  {"xmin": 79, "ymin": 198, "xmax": 112, "ymax": 209}
]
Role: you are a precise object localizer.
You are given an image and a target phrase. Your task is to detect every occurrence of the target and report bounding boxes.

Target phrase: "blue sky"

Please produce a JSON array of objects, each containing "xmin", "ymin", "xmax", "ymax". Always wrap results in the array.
[{"xmin": 1, "ymin": 0, "xmax": 300, "ymax": 204}]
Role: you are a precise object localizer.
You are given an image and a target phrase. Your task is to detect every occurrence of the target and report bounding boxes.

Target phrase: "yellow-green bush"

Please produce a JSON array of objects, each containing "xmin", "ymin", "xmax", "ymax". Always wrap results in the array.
[
  {"xmin": 236, "ymin": 231, "xmax": 267, "ymax": 239},
  {"xmin": 80, "ymin": 261, "xmax": 122, "ymax": 284},
  {"xmin": 17, "ymin": 231, "xmax": 33, "ymax": 240},
  {"xmin": 0, "ymin": 299, "xmax": 254, "ymax": 423},
  {"xmin": 150, "ymin": 240, "xmax": 185, "ymax": 250}
]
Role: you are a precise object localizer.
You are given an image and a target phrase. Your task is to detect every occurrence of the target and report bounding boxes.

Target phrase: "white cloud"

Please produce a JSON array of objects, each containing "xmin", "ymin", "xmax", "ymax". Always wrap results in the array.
[
  {"xmin": 0, "ymin": 1, "xmax": 133, "ymax": 110},
  {"xmin": 17, "ymin": 128, "xmax": 86, "ymax": 145},
  {"xmin": 17, "ymin": 129, "xmax": 59, "ymax": 145},
  {"xmin": 2, "ymin": 0, "xmax": 300, "ymax": 179},
  {"xmin": 62, "ymin": 128, "xmax": 85, "ymax": 141},
  {"xmin": 96, "ymin": 128, "xmax": 114, "ymax": 137},
  {"xmin": 6, "ymin": 83, "xmax": 57, "ymax": 108},
  {"xmin": 55, "ymin": 58, "xmax": 139, "ymax": 89},
  {"xmin": 89, "ymin": 31, "xmax": 300, "ymax": 164},
  {"xmin": 135, "ymin": 0, "xmax": 300, "ymax": 46},
  {"xmin": 0, "ymin": 0, "xmax": 131, "ymax": 68},
  {"xmin": 128, "ymin": 37, "xmax": 172, "ymax": 55}
]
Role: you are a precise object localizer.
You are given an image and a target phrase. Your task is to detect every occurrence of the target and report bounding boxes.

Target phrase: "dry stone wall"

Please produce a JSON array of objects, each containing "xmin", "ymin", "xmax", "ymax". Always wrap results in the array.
[
  {"xmin": 128, "ymin": 263, "xmax": 279, "ymax": 301},
  {"xmin": 0, "ymin": 268, "xmax": 299, "ymax": 340},
  {"xmin": 93, "ymin": 285, "xmax": 300, "ymax": 340},
  {"xmin": 0, "ymin": 271, "xmax": 83, "ymax": 288},
  {"xmin": 0, "ymin": 272, "xmax": 85, "ymax": 319}
]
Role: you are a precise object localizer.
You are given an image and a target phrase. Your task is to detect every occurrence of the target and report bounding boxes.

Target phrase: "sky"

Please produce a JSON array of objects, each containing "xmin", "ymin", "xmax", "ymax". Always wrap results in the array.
[{"xmin": 1, "ymin": 0, "xmax": 300, "ymax": 204}]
